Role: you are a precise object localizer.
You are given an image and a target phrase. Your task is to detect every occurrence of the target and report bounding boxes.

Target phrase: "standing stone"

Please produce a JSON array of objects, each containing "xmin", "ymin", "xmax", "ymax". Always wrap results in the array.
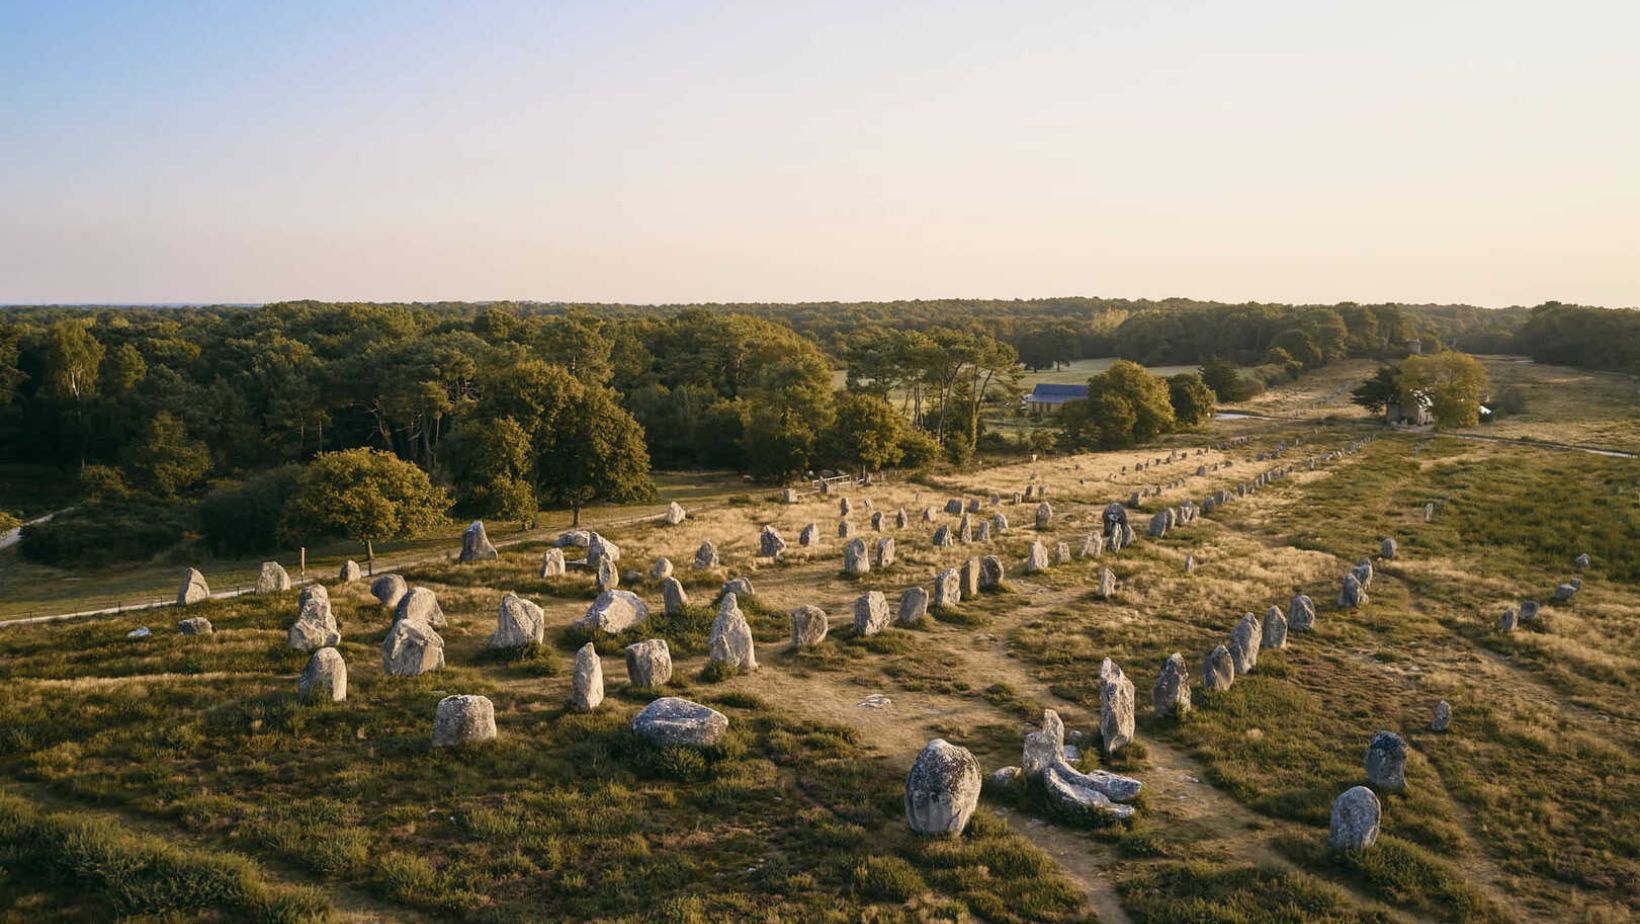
[
  {"xmin": 1096, "ymin": 568, "xmax": 1116, "ymax": 600},
  {"xmin": 975, "ymin": 519, "xmax": 992, "ymax": 542},
  {"xmin": 459, "ymin": 521, "xmax": 499, "ymax": 562},
  {"xmin": 287, "ymin": 597, "xmax": 340, "ymax": 650},
  {"xmin": 922, "ymin": 506, "xmax": 936, "ymax": 522},
  {"xmin": 395, "ymin": 587, "xmax": 447, "ymax": 628},
  {"xmin": 1424, "ymin": 502, "xmax": 1435, "ymax": 522},
  {"xmin": 932, "ymin": 525, "xmax": 953, "ymax": 547},
  {"xmin": 1431, "ymin": 700, "xmax": 1452, "ymax": 732},
  {"xmin": 632, "ymin": 697, "xmax": 728, "ymax": 748},
  {"xmin": 490, "ymin": 592, "xmax": 546, "ymax": 648},
  {"xmin": 1381, "ymin": 537, "xmax": 1397, "ymax": 559},
  {"xmin": 1364, "ymin": 731, "xmax": 1407, "ymax": 790},
  {"xmin": 959, "ymin": 558, "xmax": 982, "ymax": 597},
  {"xmin": 708, "ymin": 594, "xmax": 758, "ymax": 672},
  {"xmin": 664, "ymin": 501, "xmax": 686, "ymax": 525},
  {"xmin": 790, "ymin": 605, "xmax": 829, "ymax": 647},
  {"xmin": 1229, "ymin": 613, "xmax": 1261, "ymax": 673},
  {"xmin": 1104, "ymin": 502, "xmax": 1130, "ymax": 539},
  {"xmin": 298, "ymin": 647, "xmax": 347, "ymax": 703},
  {"xmin": 871, "ymin": 511, "xmax": 884, "ymax": 531},
  {"xmin": 978, "ymin": 555, "xmax": 1004, "ymax": 590},
  {"xmin": 1022, "ymin": 709, "xmax": 1066, "ymax": 778},
  {"xmin": 956, "ymin": 513, "xmax": 973, "ymax": 543},
  {"xmin": 1148, "ymin": 510, "xmax": 1170, "ymax": 539},
  {"xmin": 596, "ymin": 554, "xmax": 620, "ymax": 592},
  {"xmin": 933, "ymin": 568, "xmax": 961, "ymax": 608},
  {"xmin": 1288, "ymin": 594, "xmax": 1316, "ymax": 631},
  {"xmin": 256, "ymin": 561, "xmax": 292, "ymax": 594},
  {"xmin": 1353, "ymin": 557, "xmax": 1374, "ymax": 588},
  {"xmin": 1035, "ymin": 502, "xmax": 1053, "ymax": 530},
  {"xmin": 905, "ymin": 739, "xmax": 982, "ymax": 836},
  {"xmin": 339, "ymin": 560, "xmax": 362, "ymax": 582},
  {"xmin": 1153, "ymin": 652, "xmax": 1192, "ymax": 718},
  {"xmin": 1051, "ymin": 542, "xmax": 1070, "ymax": 565},
  {"xmin": 894, "ymin": 509, "xmax": 909, "ymax": 529},
  {"xmin": 1080, "ymin": 533, "xmax": 1104, "ymax": 558},
  {"xmin": 839, "ymin": 497, "xmax": 852, "ymax": 517},
  {"xmin": 1183, "ymin": 554, "xmax": 1196, "ymax": 574},
  {"xmin": 944, "ymin": 498, "xmax": 964, "ymax": 515},
  {"xmin": 178, "ymin": 616, "xmax": 213, "ymax": 636},
  {"xmin": 1575, "ymin": 553, "xmax": 1591, "ymax": 570},
  {"xmin": 1108, "ymin": 527, "xmax": 1126, "ymax": 554},
  {"xmin": 177, "ymin": 568, "xmax": 211, "ymax": 606},
  {"xmin": 875, "ymin": 537, "xmax": 896, "ymax": 568},
  {"xmin": 371, "ymin": 574, "xmax": 407, "ymax": 609},
  {"xmin": 661, "ymin": 577, "xmax": 689, "ymax": 615},
  {"xmin": 382, "ymin": 618, "xmax": 445, "ymax": 676},
  {"xmin": 1518, "ymin": 600, "xmax": 1539, "ymax": 622},
  {"xmin": 992, "ymin": 512, "xmax": 1009, "ymax": 534},
  {"xmin": 1497, "ymin": 607, "xmax": 1518, "ymax": 632},
  {"xmin": 1552, "ymin": 583, "xmax": 1578, "ymax": 603},
  {"xmin": 1339, "ymin": 572, "xmax": 1367, "ymax": 609},
  {"xmin": 651, "ymin": 558, "xmax": 674, "ymax": 582},
  {"xmin": 299, "ymin": 583, "xmax": 329, "ymax": 609},
  {"xmin": 782, "ymin": 488, "xmax": 799, "ymax": 504},
  {"xmin": 1099, "ymin": 658, "xmax": 1136, "ymax": 754},
  {"xmin": 837, "ymin": 520, "xmax": 854, "ymax": 539},
  {"xmin": 1203, "ymin": 644, "xmax": 1235, "ymax": 691},
  {"xmin": 625, "ymin": 639, "xmax": 673, "ymax": 687},
  {"xmin": 759, "ymin": 525, "xmax": 787, "ymax": 559},
  {"xmin": 575, "ymin": 589, "xmax": 649, "ymax": 633},
  {"xmin": 1262, "ymin": 605, "xmax": 1288, "ymax": 650},
  {"xmin": 432, "ymin": 695, "xmax": 496, "ymax": 747},
  {"xmin": 1330, "ymin": 786, "xmax": 1382, "ymax": 850},
  {"xmin": 843, "ymin": 538, "xmax": 871, "ymax": 576},
  {"xmin": 692, "ymin": 541, "xmax": 719, "ymax": 570},
  {"xmin": 587, "ymin": 533, "xmax": 622, "ymax": 572},
  {"xmin": 853, "ymin": 591, "xmax": 890, "ymax": 636},
  {"xmin": 1025, "ymin": 540, "xmax": 1050, "ymax": 574},
  {"xmin": 541, "ymin": 548, "xmax": 566, "ymax": 578},
  {"xmin": 897, "ymin": 587, "xmax": 929, "ymax": 625},
  {"xmin": 795, "ymin": 522, "xmax": 819, "ymax": 547},
  {"xmin": 572, "ymin": 643, "xmax": 604, "ymax": 711}
]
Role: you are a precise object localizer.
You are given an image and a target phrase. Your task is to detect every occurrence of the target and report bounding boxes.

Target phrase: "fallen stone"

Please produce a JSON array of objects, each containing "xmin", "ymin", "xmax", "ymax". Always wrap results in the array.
[
  {"xmin": 722, "ymin": 576, "xmax": 755, "ymax": 598},
  {"xmin": 178, "ymin": 616, "xmax": 213, "ymax": 636}
]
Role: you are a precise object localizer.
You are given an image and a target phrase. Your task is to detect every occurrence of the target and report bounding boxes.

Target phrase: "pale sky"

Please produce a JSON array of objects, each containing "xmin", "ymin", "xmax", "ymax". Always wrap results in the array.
[{"xmin": 2, "ymin": 0, "xmax": 1637, "ymax": 308}]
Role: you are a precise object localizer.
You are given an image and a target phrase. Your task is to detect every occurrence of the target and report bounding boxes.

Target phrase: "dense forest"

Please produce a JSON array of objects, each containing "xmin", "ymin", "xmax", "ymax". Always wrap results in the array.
[{"xmin": 0, "ymin": 297, "xmax": 1629, "ymax": 564}]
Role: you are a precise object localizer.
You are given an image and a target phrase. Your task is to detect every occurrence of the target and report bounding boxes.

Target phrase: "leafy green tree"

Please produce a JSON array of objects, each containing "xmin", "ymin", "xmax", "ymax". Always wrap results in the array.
[
  {"xmin": 102, "ymin": 343, "xmax": 147, "ymax": 394},
  {"xmin": 1167, "ymin": 373, "xmax": 1216, "ymax": 428},
  {"xmin": 282, "ymin": 447, "xmax": 451, "ymax": 560},
  {"xmin": 822, "ymin": 391, "xmax": 909, "ymax": 474},
  {"xmin": 1397, "ymin": 351, "xmax": 1490, "ymax": 427},
  {"xmin": 1198, "ymin": 357, "xmax": 1249, "ymax": 402},
  {"xmin": 1350, "ymin": 365, "xmax": 1400, "ymax": 414},
  {"xmin": 197, "ymin": 465, "xmax": 302, "ymax": 556},
  {"xmin": 1088, "ymin": 360, "xmax": 1175, "ymax": 443},
  {"xmin": 42, "ymin": 319, "xmax": 103, "ymax": 403},
  {"xmin": 442, "ymin": 415, "xmax": 537, "ymax": 525},
  {"xmin": 121, "ymin": 411, "xmax": 211, "ymax": 497},
  {"xmin": 539, "ymin": 385, "xmax": 655, "ymax": 524}
]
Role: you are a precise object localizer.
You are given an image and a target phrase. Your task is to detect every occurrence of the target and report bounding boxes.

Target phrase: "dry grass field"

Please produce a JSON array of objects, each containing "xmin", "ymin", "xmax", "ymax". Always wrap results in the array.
[{"xmin": 1, "ymin": 363, "xmax": 1636, "ymax": 923}]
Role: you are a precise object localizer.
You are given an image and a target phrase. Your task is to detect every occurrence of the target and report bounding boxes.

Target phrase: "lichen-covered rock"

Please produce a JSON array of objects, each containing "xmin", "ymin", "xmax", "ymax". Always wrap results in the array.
[
  {"xmin": 298, "ymin": 647, "xmax": 347, "ymax": 702},
  {"xmin": 575, "ymin": 589, "xmax": 649, "ymax": 633},
  {"xmin": 1262, "ymin": 605, "xmax": 1288, "ymax": 650},
  {"xmin": 540, "ymin": 548, "xmax": 566, "ymax": 578},
  {"xmin": 1380, "ymin": 537, "xmax": 1397, "ymax": 559},
  {"xmin": 1203, "ymin": 644, "xmax": 1235, "ymax": 691},
  {"xmin": 339, "ymin": 560, "xmax": 362, "ymax": 582},
  {"xmin": 432, "ymin": 695, "xmax": 496, "ymax": 747},
  {"xmin": 371, "ymin": 574, "xmax": 408, "ymax": 609},
  {"xmin": 382, "ymin": 618, "xmax": 444, "ymax": 676},
  {"xmin": 178, "ymin": 616, "xmax": 213, "ymax": 636},
  {"xmin": 1034, "ymin": 502, "xmax": 1053, "ymax": 530},
  {"xmin": 1099, "ymin": 658, "xmax": 1136, "ymax": 754},
  {"xmin": 843, "ymin": 538, "xmax": 871, "ymax": 576},
  {"xmin": 933, "ymin": 568, "xmax": 961, "ymax": 608},
  {"xmin": 692, "ymin": 541, "xmax": 719, "ymax": 570},
  {"xmin": 1329, "ymin": 786, "xmax": 1381, "ymax": 850},
  {"xmin": 459, "ymin": 521, "xmax": 498, "ymax": 563},
  {"xmin": 1229, "ymin": 613, "xmax": 1261, "ymax": 673},
  {"xmin": 572, "ymin": 643, "xmax": 604, "ymax": 711},
  {"xmin": 395, "ymin": 587, "xmax": 446, "ymax": 628},
  {"xmin": 1364, "ymin": 731, "xmax": 1407, "ymax": 790},
  {"xmin": 790, "ymin": 605, "xmax": 829, "ymax": 647},
  {"xmin": 708, "ymin": 594, "xmax": 758, "ymax": 672},
  {"xmin": 759, "ymin": 525, "xmax": 787, "ymax": 559},
  {"xmin": 875, "ymin": 537, "xmax": 896, "ymax": 568},
  {"xmin": 1096, "ymin": 568, "xmax": 1116, "ymax": 600},
  {"xmin": 664, "ymin": 501, "xmax": 686, "ymax": 525},
  {"xmin": 1339, "ymin": 572, "xmax": 1368, "ymax": 609},
  {"xmin": 587, "ymin": 533, "xmax": 621, "ymax": 571},
  {"xmin": 256, "ymin": 561, "xmax": 292, "ymax": 594},
  {"xmin": 632, "ymin": 697, "xmax": 727, "ymax": 748},
  {"xmin": 1025, "ymin": 540, "xmax": 1050, "ymax": 574},
  {"xmin": 177, "ymin": 568, "xmax": 211, "ymax": 606},
  {"xmin": 1288, "ymin": 594, "xmax": 1316, "ymax": 631},
  {"xmin": 723, "ymin": 576, "xmax": 755, "ymax": 598},
  {"xmin": 625, "ymin": 639, "xmax": 673, "ymax": 687},
  {"xmin": 288, "ymin": 598, "xmax": 340, "ymax": 651},
  {"xmin": 979, "ymin": 555, "xmax": 1004, "ymax": 590},
  {"xmin": 1153, "ymin": 652, "xmax": 1192, "ymax": 718},
  {"xmin": 489, "ymin": 592, "xmax": 545, "ymax": 648},
  {"xmin": 853, "ymin": 591, "xmax": 890, "ymax": 636},
  {"xmin": 905, "ymin": 739, "xmax": 982, "ymax": 835},
  {"xmin": 661, "ymin": 577, "xmax": 689, "ymax": 615},
  {"xmin": 1431, "ymin": 700, "xmax": 1451, "ymax": 732},
  {"xmin": 896, "ymin": 587, "xmax": 929, "ymax": 625}
]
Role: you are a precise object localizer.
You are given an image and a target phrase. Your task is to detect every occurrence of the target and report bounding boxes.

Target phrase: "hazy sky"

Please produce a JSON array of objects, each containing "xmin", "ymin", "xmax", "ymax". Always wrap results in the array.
[{"xmin": 3, "ymin": 0, "xmax": 1637, "ymax": 307}]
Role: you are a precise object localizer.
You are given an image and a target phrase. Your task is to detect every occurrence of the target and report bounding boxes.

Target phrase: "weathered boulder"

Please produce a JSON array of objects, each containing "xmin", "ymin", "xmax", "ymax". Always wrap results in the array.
[
  {"xmin": 944, "ymin": 498, "xmax": 964, "ymax": 515},
  {"xmin": 1497, "ymin": 607, "xmax": 1518, "ymax": 632},
  {"xmin": 395, "ymin": 587, "xmax": 446, "ymax": 628},
  {"xmin": 692, "ymin": 541, "xmax": 719, "ymax": 570},
  {"xmin": 1339, "ymin": 572, "xmax": 1368, "ymax": 609},
  {"xmin": 432, "ymin": 695, "xmax": 496, "ymax": 747},
  {"xmin": 382, "ymin": 618, "xmax": 444, "ymax": 676},
  {"xmin": 959, "ymin": 557, "xmax": 982, "ymax": 597},
  {"xmin": 875, "ymin": 537, "xmax": 897, "ymax": 568},
  {"xmin": 555, "ymin": 529, "xmax": 592, "ymax": 548},
  {"xmin": 992, "ymin": 512, "xmax": 1009, "ymax": 533},
  {"xmin": 1575, "ymin": 553, "xmax": 1591, "ymax": 570},
  {"xmin": 1364, "ymin": 731, "xmax": 1407, "ymax": 790},
  {"xmin": 905, "ymin": 739, "xmax": 982, "ymax": 836},
  {"xmin": 664, "ymin": 501, "xmax": 686, "ymax": 525},
  {"xmin": 339, "ymin": 560, "xmax": 362, "ymax": 582},
  {"xmin": 540, "ymin": 548, "xmax": 566, "ymax": 578},
  {"xmin": 256, "ymin": 561, "xmax": 292, "ymax": 594},
  {"xmin": 933, "ymin": 568, "xmax": 961, "ymax": 608},
  {"xmin": 575, "ymin": 590, "xmax": 649, "ymax": 633},
  {"xmin": 722, "ymin": 576, "xmax": 755, "ymax": 598},
  {"xmin": 798, "ymin": 523, "xmax": 819, "ymax": 546},
  {"xmin": 1025, "ymin": 540, "xmax": 1050, "ymax": 574},
  {"xmin": 790, "ymin": 605, "xmax": 829, "ymax": 647},
  {"xmin": 1288, "ymin": 594, "xmax": 1316, "ymax": 631},
  {"xmin": 1035, "ymin": 502, "xmax": 1053, "ymax": 530},
  {"xmin": 1552, "ymin": 583, "xmax": 1578, "ymax": 603},
  {"xmin": 371, "ymin": 574, "xmax": 408, "ymax": 609},
  {"xmin": 1329, "ymin": 786, "xmax": 1382, "ymax": 850},
  {"xmin": 843, "ymin": 538, "xmax": 871, "ymax": 576},
  {"xmin": 1518, "ymin": 600, "xmax": 1539, "ymax": 622},
  {"xmin": 1262, "ymin": 605, "xmax": 1288, "ymax": 650},
  {"xmin": 587, "ymin": 533, "xmax": 621, "ymax": 570},
  {"xmin": 177, "ymin": 568, "xmax": 211, "ymax": 606},
  {"xmin": 288, "ymin": 598, "xmax": 340, "ymax": 651},
  {"xmin": 572, "ymin": 643, "xmax": 604, "ymax": 711},
  {"xmin": 932, "ymin": 525, "xmax": 953, "ymax": 547},
  {"xmin": 1229, "ymin": 613, "xmax": 1261, "ymax": 673},
  {"xmin": 298, "ymin": 647, "xmax": 347, "ymax": 702},
  {"xmin": 1096, "ymin": 568, "xmax": 1117, "ymax": 600},
  {"xmin": 853, "ymin": 591, "xmax": 890, "ymax": 636},
  {"xmin": 459, "ymin": 520, "xmax": 498, "ymax": 563},
  {"xmin": 1148, "ymin": 510, "xmax": 1169, "ymax": 539},
  {"xmin": 1203, "ymin": 644, "xmax": 1235, "ymax": 691},
  {"xmin": 1153, "ymin": 652, "xmax": 1192, "ymax": 718},
  {"xmin": 1099, "ymin": 658, "xmax": 1136, "ymax": 754},
  {"xmin": 625, "ymin": 639, "xmax": 673, "ymax": 687},
  {"xmin": 489, "ymin": 592, "xmax": 546, "ymax": 648},
  {"xmin": 661, "ymin": 577, "xmax": 689, "ymax": 615},
  {"xmin": 896, "ymin": 587, "xmax": 929, "ymax": 625},
  {"xmin": 1380, "ymin": 537, "xmax": 1397, "ymax": 559},
  {"xmin": 979, "ymin": 555, "xmax": 1004, "ymax": 590},
  {"xmin": 178, "ymin": 616, "xmax": 213, "ymax": 636},
  {"xmin": 759, "ymin": 525, "xmax": 787, "ymax": 559},
  {"xmin": 708, "ymin": 594, "xmax": 758, "ymax": 672},
  {"xmin": 595, "ymin": 555, "xmax": 619, "ymax": 592},
  {"xmin": 632, "ymin": 697, "xmax": 727, "ymax": 748},
  {"xmin": 298, "ymin": 583, "xmax": 329, "ymax": 610},
  {"xmin": 650, "ymin": 557, "xmax": 674, "ymax": 582},
  {"xmin": 1431, "ymin": 700, "xmax": 1452, "ymax": 732}
]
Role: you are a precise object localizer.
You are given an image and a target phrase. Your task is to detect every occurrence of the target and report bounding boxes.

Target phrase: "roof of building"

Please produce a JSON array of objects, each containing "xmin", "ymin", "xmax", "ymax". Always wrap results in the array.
[{"xmin": 1027, "ymin": 383, "xmax": 1090, "ymax": 403}]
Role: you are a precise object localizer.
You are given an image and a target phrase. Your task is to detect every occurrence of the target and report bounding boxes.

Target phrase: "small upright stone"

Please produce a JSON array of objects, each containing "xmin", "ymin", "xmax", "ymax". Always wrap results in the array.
[
  {"xmin": 1518, "ymin": 600, "xmax": 1539, "ymax": 622},
  {"xmin": 1262, "ymin": 605, "xmax": 1288, "ymax": 650},
  {"xmin": 1431, "ymin": 700, "xmax": 1452, "ymax": 732},
  {"xmin": 1288, "ymin": 594, "xmax": 1316, "ymax": 631},
  {"xmin": 1035, "ymin": 502, "xmax": 1052, "ymax": 530},
  {"xmin": 339, "ymin": 560, "xmax": 362, "ymax": 582},
  {"xmin": 1330, "ymin": 786, "xmax": 1382, "ymax": 850},
  {"xmin": 1148, "ymin": 510, "xmax": 1169, "ymax": 539},
  {"xmin": 1080, "ymin": 533, "xmax": 1104, "ymax": 558},
  {"xmin": 371, "ymin": 574, "xmax": 407, "ymax": 609},
  {"xmin": 1364, "ymin": 731, "xmax": 1407, "ymax": 790},
  {"xmin": 432, "ymin": 695, "xmax": 496, "ymax": 747},
  {"xmin": 978, "ymin": 555, "xmax": 1004, "ymax": 590},
  {"xmin": 1096, "ymin": 568, "xmax": 1116, "ymax": 600},
  {"xmin": 459, "ymin": 521, "xmax": 499, "ymax": 562},
  {"xmin": 1575, "ymin": 553, "xmax": 1591, "ymax": 570},
  {"xmin": 651, "ymin": 557, "xmax": 674, "ymax": 582},
  {"xmin": 871, "ymin": 511, "xmax": 884, "ymax": 531},
  {"xmin": 489, "ymin": 592, "xmax": 545, "ymax": 648},
  {"xmin": 572, "ymin": 643, "xmax": 604, "ymax": 711},
  {"xmin": 897, "ymin": 587, "xmax": 929, "ymax": 625},
  {"xmin": 790, "ymin": 605, "xmax": 829, "ymax": 647},
  {"xmin": 875, "ymin": 536, "xmax": 896, "ymax": 568},
  {"xmin": 759, "ymin": 525, "xmax": 787, "ymax": 559},
  {"xmin": 992, "ymin": 512, "xmax": 1009, "ymax": 534},
  {"xmin": 782, "ymin": 487, "xmax": 799, "ymax": 504},
  {"xmin": 1353, "ymin": 557, "xmax": 1374, "ymax": 588},
  {"xmin": 595, "ymin": 554, "xmax": 619, "ymax": 592},
  {"xmin": 959, "ymin": 557, "xmax": 982, "ymax": 597},
  {"xmin": 625, "ymin": 639, "xmax": 673, "ymax": 687},
  {"xmin": 1153, "ymin": 652, "xmax": 1192, "ymax": 718},
  {"xmin": 256, "ymin": 561, "xmax": 292, "ymax": 594},
  {"xmin": 1380, "ymin": 537, "xmax": 1397, "ymax": 559},
  {"xmin": 933, "ymin": 568, "xmax": 961, "ymax": 608},
  {"xmin": 1054, "ymin": 542, "xmax": 1071, "ymax": 565},
  {"xmin": 839, "ymin": 497, "xmax": 852, "ymax": 517},
  {"xmin": 1183, "ymin": 553, "xmax": 1196, "ymax": 574},
  {"xmin": 664, "ymin": 501, "xmax": 686, "ymax": 525},
  {"xmin": 843, "ymin": 538, "xmax": 871, "ymax": 576},
  {"xmin": 932, "ymin": 525, "xmax": 952, "ymax": 547},
  {"xmin": 837, "ymin": 520, "xmax": 854, "ymax": 539},
  {"xmin": 382, "ymin": 618, "xmax": 444, "ymax": 676},
  {"xmin": 298, "ymin": 647, "xmax": 347, "ymax": 702},
  {"xmin": 894, "ymin": 509, "xmax": 909, "ymax": 529},
  {"xmin": 1229, "ymin": 613, "xmax": 1261, "ymax": 673},
  {"xmin": 1099, "ymin": 658, "xmax": 1135, "ymax": 754},
  {"xmin": 692, "ymin": 541, "xmax": 719, "ymax": 570},
  {"xmin": 1025, "ymin": 540, "xmax": 1050, "ymax": 574},
  {"xmin": 540, "ymin": 548, "xmax": 566, "ymax": 577},
  {"xmin": 178, "ymin": 616, "xmax": 213, "ymax": 636},
  {"xmin": 395, "ymin": 587, "xmax": 446, "ymax": 628},
  {"xmin": 661, "ymin": 577, "xmax": 689, "ymax": 615},
  {"xmin": 1497, "ymin": 607, "xmax": 1518, "ymax": 632},
  {"xmin": 708, "ymin": 594, "xmax": 758, "ymax": 672},
  {"xmin": 1339, "ymin": 572, "xmax": 1368, "ymax": 609},
  {"xmin": 177, "ymin": 568, "xmax": 211, "ymax": 606},
  {"xmin": 905, "ymin": 739, "xmax": 982, "ymax": 836},
  {"xmin": 1203, "ymin": 644, "xmax": 1235, "ymax": 691},
  {"xmin": 853, "ymin": 591, "xmax": 890, "ymax": 636}
]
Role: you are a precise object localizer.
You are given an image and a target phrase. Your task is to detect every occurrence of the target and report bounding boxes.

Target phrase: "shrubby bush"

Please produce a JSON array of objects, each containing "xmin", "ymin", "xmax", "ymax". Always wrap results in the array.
[
  {"xmin": 197, "ymin": 465, "xmax": 301, "ymax": 557},
  {"xmin": 17, "ymin": 499, "xmax": 190, "ymax": 567}
]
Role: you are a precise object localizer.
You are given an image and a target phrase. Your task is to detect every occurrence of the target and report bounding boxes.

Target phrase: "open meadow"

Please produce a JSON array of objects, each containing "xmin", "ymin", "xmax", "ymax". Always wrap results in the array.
[{"xmin": 1, "ymin": 362, "xmax": 1635, "ymax": 923}]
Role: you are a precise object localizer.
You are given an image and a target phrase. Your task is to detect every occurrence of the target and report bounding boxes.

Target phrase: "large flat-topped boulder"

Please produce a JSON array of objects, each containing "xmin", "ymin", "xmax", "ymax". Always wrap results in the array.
[{"xmin": 632, "ymin": 697, "xmax": 728, "ymax": 748}]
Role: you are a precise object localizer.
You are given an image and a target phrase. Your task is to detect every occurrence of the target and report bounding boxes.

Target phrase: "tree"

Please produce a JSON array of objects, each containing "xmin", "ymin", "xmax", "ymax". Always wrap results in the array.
[
  {"xmin": 282, "ymin": 448, "xmax": 450, "ymax": 560},
  {"xmin": 42, "ymin": 319, "xmax": 103, "ymax": 404},
  {"xmin": 1167, "ymin": 373, "xmax": 1216, "ymax": 428},
  {"xmin": 121, "ymin": 411, "xmax": 211, "ymax": 497},
  {"xmin": 1087, "ymin": 360, "xmax": 1175, "ymax": 444},
  {"xmin": 1350, "ymin": 365, "xmax": 1400, "ymax": 414},
  {"xmin": 442, "ymin": 415, "xmax": 537, "ymax": 525},
  {"xmin": 537, "ymin": 385, "xmax": 656, "ymax": 525},
  {"xmin": 1397, "ymin": 351, "xmax": 1490, "ymax": 427},
  {"xmin": 1198, "ymin": 357, "xmax": 1249, "ymax": 402},
  {"xmin": 822, "ymin": 391, "xmax": 909, "ymax": 474}
]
